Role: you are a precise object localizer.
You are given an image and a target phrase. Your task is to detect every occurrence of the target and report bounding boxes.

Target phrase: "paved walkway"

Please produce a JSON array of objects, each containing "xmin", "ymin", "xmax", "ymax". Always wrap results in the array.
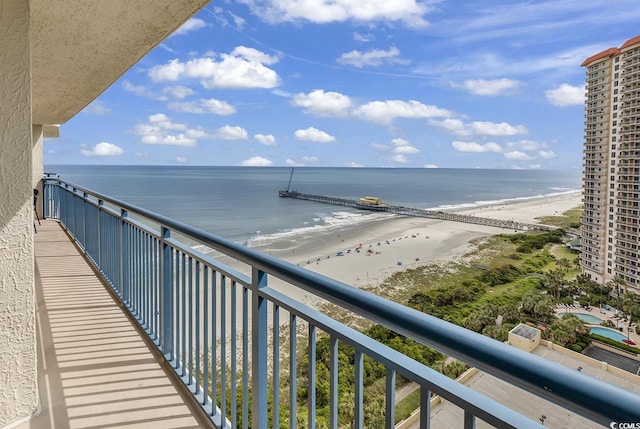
[{"xmin": 15, "ymin": 221, "xmax": 211, "ymax": 429}]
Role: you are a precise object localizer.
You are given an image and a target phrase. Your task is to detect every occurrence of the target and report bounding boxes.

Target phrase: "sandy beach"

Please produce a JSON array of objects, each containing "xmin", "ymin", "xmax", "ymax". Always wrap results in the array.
[{"xmin": 271, "ymin": 192, "xmax": 583, "ymax": 301}]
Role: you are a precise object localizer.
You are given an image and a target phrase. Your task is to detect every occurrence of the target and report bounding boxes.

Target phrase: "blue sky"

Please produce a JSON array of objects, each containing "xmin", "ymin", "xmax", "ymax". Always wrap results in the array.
[{"xmin": 45, "ymin": 0, "xmax": 640, "ymax": 169}]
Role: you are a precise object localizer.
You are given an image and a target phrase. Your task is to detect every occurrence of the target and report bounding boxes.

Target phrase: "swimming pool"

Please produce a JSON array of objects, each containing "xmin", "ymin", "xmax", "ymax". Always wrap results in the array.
[
  {"xmin": 564, "ymin": 313, "xmax": 603, "ymax": 324},
  {"xmin": 590, "ymin": 326, "xmax": 628, "ymax": 342}
]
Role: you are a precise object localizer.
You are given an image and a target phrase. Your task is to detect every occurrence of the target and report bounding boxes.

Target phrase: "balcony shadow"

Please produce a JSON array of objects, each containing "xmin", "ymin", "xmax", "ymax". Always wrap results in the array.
[{"xmin": 15, "ymin": 221, "xmax": 211, "ymax": 429}]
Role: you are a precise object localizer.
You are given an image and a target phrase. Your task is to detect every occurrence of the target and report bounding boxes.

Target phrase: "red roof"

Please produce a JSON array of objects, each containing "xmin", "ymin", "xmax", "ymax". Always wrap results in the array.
[
  {"xmin": 621, "ymin": 35, "xmax": 640, "ymax": 50},
  {"xmin": 581, "ymin": 48, "xmax": 619, "ymax": 67},
  {"xmin": 581, "ymin": 35, "xmax": 640, "ymax": 67}
]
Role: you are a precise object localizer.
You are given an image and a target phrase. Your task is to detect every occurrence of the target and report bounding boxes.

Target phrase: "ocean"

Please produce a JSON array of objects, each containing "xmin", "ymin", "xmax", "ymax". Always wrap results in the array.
[{"xmin": 46, "ymin": 165, "xmax": 581, "ymax": 254}]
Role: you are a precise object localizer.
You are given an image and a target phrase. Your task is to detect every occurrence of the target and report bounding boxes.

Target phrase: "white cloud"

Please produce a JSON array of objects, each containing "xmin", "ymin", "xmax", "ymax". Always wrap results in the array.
[
  {"xmin": 545, "ymin": 83, "xmax": 585, "ymax": 106},
  {"xmin": 452, "ymin": 141, "xmax": 502, "ymax": 153},
  {"xmin": 215, "ymin": 125, "xmax": 249, "ymax": 140},
  {"xmin": 391, "ymin": 138, "xmax": 420, "ymax": 155},
  {"xmin": 175, "ymin": 156, "xmax": 188, "ymax": 164},
  {"xmin": 255, "ymin": 134, "xmax": 277, "ymax": 145},
  {"xmin": 135, "ymin": 151, "xmax": 148, "ymax": 159},
  {"xmin": 238, "ymin": 0, "xmax": 432, "ymax": 28},
  {"xmin": 171, "ymin": 18, "xmax": 207, "ymax": 36},
  {"xmin": 240, "ymin": 156, "xmax": 273, "ymax": 166},
  {"xmin": 142, "ymin": 134, "xmax": 196, "ymax": 147},
  {"xmin": 168, "ymin": 98, "xmax": 236, "ymax": 115},
  {"xmin": 344, "ymin": 161, "xmax": 364, "ymax": 167},
  {"xmin": 132, "ymin": 113, "xmax": 196, "ymax": 147},
  {"xmin": 80, "ymin": 142, "xmax": 124, "ymax": 157},
  {"xmin": 371, "ymin": 143, "xmax": 390, "ymax": 151},
  {"xmin": 503, "ymin": 150, "xmax": 532, "ymax": 161},
  {"xmin": 272, "ymin": 89, "xmax": 292, "ymax": 97},
  {"xmin": 149, "ymin": 113, "xmax": 186, "ymax": 130},
  {"xmin": 337, "ymin": 46, "xmax": 405, "ymax": 68},
  {"xmin": 424, "ymin": 164, "xmax": 438, "ymax": 168},
  {"xmin": 285, "ymin": 156, "xmax": 318, "ymax": 166},
  {"xmin": 291, "ymin": 90, "xmax": 353, "ymax": 117},
  {"xmin": 505, "ymin": 139, "xmax": 546, "ymax": 151},
  {"xmin": 353, "ymin": 100, "xmax": 453, "ymax": 125},
  {"xmin": 294, "ymin": 127, "xmax": 336, "ymax": 143},
  {"xmin": 122, "ymin": 80, "xmax": 167, "ymax": 101},
  {"xmin": 391, "ymin": 154, "xmax": 410, "ymax": 163},
  {"xmin": 353, "ymin": 32, "xmax": 375, "ymax": 42},
  {"xmin": 163, "ymin": 85, "xmax": 197, "ymax": 99},
  {"xmin": 285, "ymin": 158, "xmax": 304, "ymax": 166},
  {"xmin": 394, "ymin": 146, "xmax": 420, "ymax": 154},
  {"xmin": 148, "ymin": 46, "xmax": 281, "ymax": 89},
  {"xmin": 412, "ymin": 45, "xmax": 599, "ymax": 80},
  {"xmin": 431, "ymin": 119, "xmax": 528, "ymax": 137},
  {"xmin": 452, "ymin": 78, "xmax": 520, "ymax": 96},
  {"xmin": 538, "ymin": 150, "xmax": 557, "ymax": 159},
  {"xmin": 390, "ymin": 138, "xmax": 420, "ymax": 162},
  {"xmin": 392, "ymin": 138, "xmax": 408, "ymax": 146}
]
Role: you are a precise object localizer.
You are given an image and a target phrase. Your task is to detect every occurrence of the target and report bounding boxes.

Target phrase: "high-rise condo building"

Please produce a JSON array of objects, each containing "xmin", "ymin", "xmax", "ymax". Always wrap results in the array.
[{"xmin": 581, "ymin": 35, "xmax": 640, "ymax": 294}]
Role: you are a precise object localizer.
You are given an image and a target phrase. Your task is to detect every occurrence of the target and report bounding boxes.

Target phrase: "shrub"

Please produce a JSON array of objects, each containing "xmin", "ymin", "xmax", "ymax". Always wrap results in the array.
[
  {"xmin": 590, "ymin": 334, "xmax": 640, "ymax": 354},
  {"xmin": 568, "ymin": 344, "xmax": 582, "ymax": 352},
  {"xmin": 478, "ymin": 264, "xmax": 522, "ymax": 286},
  {"xmin": 600, "ymin": 320, "xmax": 615, "ymax": 328}
]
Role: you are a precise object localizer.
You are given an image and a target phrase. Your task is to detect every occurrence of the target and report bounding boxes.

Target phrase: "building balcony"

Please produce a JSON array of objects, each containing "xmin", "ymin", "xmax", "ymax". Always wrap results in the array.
[
  {"xmin": 16, "ymin": 220, "xmax": 214, "ymax": 429},
  {"xmin": 20, "ymin": 177, "xmax": 639, "ymax": 429}
]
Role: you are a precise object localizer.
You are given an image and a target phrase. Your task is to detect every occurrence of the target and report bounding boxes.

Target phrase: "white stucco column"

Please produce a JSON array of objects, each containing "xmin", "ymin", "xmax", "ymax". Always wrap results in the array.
[
  {"xmin": 32, "ymin": 125, "xmax": 44, "ymax": 220},
  {"xmin": 0, "ymin": 0, "xmax": 38, "ymax": 426}
]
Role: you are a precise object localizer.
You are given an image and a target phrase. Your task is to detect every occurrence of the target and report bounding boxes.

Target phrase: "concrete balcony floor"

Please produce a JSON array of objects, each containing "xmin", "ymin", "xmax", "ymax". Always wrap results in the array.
[{"xmin": 17, "ymin": 220, "xmax": 213, "ymax": 429}]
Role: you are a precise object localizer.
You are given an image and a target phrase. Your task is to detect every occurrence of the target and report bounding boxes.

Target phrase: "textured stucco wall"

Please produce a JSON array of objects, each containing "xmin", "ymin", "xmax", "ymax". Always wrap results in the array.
[{"xmin": 0, "ymin": 0, "xmax": 38, "ymax": 426}]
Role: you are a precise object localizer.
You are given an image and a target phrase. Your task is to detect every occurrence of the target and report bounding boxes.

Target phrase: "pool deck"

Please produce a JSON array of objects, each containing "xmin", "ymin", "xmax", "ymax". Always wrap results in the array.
[{"xmin": 556, "ymin": 306, "xmax": 640, "ymax": 346}]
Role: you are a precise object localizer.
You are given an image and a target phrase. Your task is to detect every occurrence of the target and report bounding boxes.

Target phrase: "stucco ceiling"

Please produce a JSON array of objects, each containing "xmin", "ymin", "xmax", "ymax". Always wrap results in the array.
[{"xmin": 30, "ymin": 0, "xmax": 209, "ymax": 125}]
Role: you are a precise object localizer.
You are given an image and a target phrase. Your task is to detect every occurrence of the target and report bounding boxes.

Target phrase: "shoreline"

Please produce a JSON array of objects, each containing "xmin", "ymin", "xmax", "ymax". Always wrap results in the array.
[{"xmin": 266, "ymin": 191, "xmax": 582, "ymax": 302}]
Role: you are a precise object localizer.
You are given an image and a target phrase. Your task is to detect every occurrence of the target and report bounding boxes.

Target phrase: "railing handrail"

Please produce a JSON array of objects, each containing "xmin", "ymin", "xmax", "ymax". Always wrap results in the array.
[{"xmin": 44, "ymin": 176, "xmax": 640, "ymax": 425}]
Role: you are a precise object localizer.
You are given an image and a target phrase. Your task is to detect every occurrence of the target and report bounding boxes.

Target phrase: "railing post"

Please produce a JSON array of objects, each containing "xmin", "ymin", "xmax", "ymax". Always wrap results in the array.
[
  {"xmin": 97, "ymin": 199, "xmax": 104, "ymax": 264},
  {"xmin": 251, "ymin": 268, "xmax": 268, "ymax": 429},
  {"xmin": 385, "ymin": 368, "xmax": 396, "ymax": 428},
  {"xmin": 160, "ymin": 227, "xmax": 173, "ymax": 359},
  {"xmin": 420, "ymin": 388, "xmax": 431, "ymax": 429},
  {"xmin": 121, "ymin": 209, "xmax": 129, "ymax": 305},
  {"xmin": 82, "ymin": 192, "xmax": 89, "ymax": 250}
]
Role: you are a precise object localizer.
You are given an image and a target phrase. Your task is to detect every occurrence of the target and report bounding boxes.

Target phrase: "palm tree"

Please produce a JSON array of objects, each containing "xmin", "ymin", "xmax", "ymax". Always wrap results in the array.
[
  {"xmin": 606, "ymin": 276, "xmax": 626, "ymax": 313},
  {"xmin": 544, "ymin": 269, "xmax": 565, "ymax": 299},
  {"xmin": 557, "ymin": 257, "xmax": 571, "ymax": 274},
  {"xmin": 573, "ymin": 255, "xmax": 581, "ymax": 270},
  {"xmin": 622, "ymin": 292, "xmax": 640, "ymax": 324},
  {"xmin": 547, "ymin": 315, "xmax": 588, "ymax": 346},
  {"xmin": 521, "ymin": 292, "xmax": 540, "ymax": 318},
  {"xmin": 546, "ymin": 323, "xmax": 573, "ymax": 346}
]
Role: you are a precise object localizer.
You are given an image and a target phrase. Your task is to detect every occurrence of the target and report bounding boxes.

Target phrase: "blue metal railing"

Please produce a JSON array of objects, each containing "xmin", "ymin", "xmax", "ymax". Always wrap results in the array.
[{"xmin": 42, "ymin": 176, "xmax": 640, "ymax": 428}]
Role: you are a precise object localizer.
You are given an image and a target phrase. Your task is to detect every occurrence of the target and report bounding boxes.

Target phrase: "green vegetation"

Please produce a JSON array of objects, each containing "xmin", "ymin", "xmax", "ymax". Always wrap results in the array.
[
  {"xmin": 287, "ymin": 227, "xmax": 585, "ymax": 427},
  {"xmin": 590, "ymin": 334, "xmax": 640, "ymax": 354},
  {"xmin": 536, "ymin": 206, "xmax": 582, "ymax": 230},
  {"xmin": 545, "ymin": 314, "xmax": 590, "ymax": 349},
  {"xmin": 217, "ymin": 205, "xmax": 640, "ymax": 427}
]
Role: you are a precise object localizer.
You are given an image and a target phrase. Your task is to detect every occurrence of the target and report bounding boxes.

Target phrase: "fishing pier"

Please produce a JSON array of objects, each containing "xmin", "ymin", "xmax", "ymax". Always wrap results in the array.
[{"xmin": 278, "ymin": 190, "xmax": 554, "ymax": 231}]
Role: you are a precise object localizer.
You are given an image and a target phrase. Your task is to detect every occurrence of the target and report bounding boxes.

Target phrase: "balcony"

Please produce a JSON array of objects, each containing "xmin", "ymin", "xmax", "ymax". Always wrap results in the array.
[
  {"xmin": 21, "ymin": 177, "xmax": 640, "ymax": 429},
  {"xmin": 17, "ymin": 221, "xmax": 212, "ymax": 429}
]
